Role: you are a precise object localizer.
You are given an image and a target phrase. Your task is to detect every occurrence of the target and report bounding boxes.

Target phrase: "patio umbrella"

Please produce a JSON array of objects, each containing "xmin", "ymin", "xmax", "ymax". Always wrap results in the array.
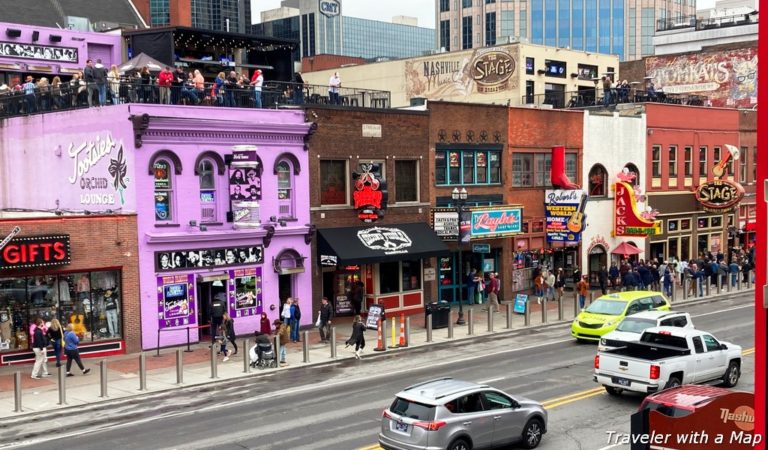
[
  {"xmin": 118, "ymin": 53, "xmax": 166, "ymax": 74},
  {"xmin": 611, "ymin": 242, "xmax": 643, "ymax": 256}
]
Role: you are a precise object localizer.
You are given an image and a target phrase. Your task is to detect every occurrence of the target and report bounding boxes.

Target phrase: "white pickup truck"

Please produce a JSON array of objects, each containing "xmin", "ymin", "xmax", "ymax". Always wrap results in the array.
[{"xmin": 594, "ymin": 326, "xmax": 742, "ymax": 395}]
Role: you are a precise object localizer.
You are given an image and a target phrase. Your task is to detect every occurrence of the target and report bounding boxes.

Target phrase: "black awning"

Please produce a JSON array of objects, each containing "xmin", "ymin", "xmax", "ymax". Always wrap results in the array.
[{"xmin": 318, "ymin": 223, "xmax": 450, "ymax": 265}]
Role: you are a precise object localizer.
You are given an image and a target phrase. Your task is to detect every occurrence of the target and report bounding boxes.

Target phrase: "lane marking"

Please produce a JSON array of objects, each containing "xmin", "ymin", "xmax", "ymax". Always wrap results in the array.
[{"xmin": 477, "ymin": 376, "xmax": 506, "ymax": 384}]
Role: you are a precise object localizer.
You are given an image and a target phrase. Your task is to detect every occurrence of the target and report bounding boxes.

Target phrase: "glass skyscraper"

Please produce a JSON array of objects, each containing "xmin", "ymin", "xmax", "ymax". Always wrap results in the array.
[
  {"xmin": 254, "ymin": 0, "xmax": 434, "ymax": 61},
  {"xmin": 145, "ymin": 0, "xmax": 251, "ymax": 33},
  {"xmin": 436, "ymin": 0, "xmax": 695, "ymax": 61}
]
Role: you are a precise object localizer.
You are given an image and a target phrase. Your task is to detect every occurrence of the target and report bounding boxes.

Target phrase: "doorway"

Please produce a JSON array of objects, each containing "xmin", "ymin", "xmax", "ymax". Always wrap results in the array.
[
  {"xmin": 197, "ymin": 279, "xmax": 227, "ymax": 339},
  {"xmin": 278, "ymin": 273, "xmax": 294, "ymax": 312}
]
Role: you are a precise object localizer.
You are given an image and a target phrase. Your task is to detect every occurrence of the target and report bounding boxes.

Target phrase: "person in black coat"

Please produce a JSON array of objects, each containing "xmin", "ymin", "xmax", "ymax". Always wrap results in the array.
[
  {"xmin": 598, "ymin": 266, "xmax": 608, "ymax": 295},
  {"xmin": 346, "ymin": 315, "xmax": 366, "ymax": 359}
]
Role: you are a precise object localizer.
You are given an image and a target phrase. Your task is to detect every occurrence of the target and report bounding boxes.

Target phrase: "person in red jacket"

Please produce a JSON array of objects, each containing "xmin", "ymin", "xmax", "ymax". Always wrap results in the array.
[{"xmin": 157, "ymin": 66, "xmax": 174, "ymax": 105}]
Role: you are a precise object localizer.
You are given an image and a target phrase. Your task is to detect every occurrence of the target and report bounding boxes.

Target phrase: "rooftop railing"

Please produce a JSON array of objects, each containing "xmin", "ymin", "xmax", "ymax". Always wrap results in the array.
[
  {"xmin": 521, "ymin": 87, "xmax": 709, "ymax": 109},
  {"xmin": 657, "ymin": 12, "xmax": 758, "ymax": 32},
  {"xmin": 0, "ymin": 79, "xmax": 391, "ymax": 119}
]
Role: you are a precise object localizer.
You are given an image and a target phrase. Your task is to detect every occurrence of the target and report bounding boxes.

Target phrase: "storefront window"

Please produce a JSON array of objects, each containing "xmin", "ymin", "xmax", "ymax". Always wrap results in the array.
[
  {"xmin": 154, "ymin": 160, "xmax": 173, "ymax": 221},
  {"xmin": 0, "ymin": 271, "xmax": 122, "ymax": 353},
  {"xmin": 379, "ymin": 261, "xmax": 400, "ymax": 294},
  {"xmin": 402, "ymin": 260, "xmax": 422, "ymax": 291},
  {"xmin": 320, "ymin": 160, "xmax": 347, "ymax": 205}
]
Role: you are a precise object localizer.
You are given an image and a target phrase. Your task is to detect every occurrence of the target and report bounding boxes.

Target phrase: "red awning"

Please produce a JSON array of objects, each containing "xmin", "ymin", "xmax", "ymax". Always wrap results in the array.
[{"xmin": 611, "ymin": 241, "xmax": 643, "ymax": 256}]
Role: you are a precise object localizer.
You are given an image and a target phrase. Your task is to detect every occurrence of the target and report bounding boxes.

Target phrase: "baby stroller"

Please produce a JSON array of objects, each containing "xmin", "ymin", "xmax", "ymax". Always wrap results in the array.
[{"xmin": 249, "ymin": 342, "xmax": 278, "ymax": 369}]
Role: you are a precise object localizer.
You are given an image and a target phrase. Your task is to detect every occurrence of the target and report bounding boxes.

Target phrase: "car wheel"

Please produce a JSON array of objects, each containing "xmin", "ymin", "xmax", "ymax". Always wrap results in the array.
[
  {"xmin": 520, "ymin": 418, "xmax": 544, "ymax": 449},
  {"xmin": 447, "ymin": 437, "xmax": 471, "ymax": 450},
  {"xmin": 722, "ymin": 361, "xmax": 740, "ymax": 387},
  {"xmin": 665, "ymin": 377, "xmax": 681, "ymax": 389},
  {"xmin": 604, "ymin": 386, "xmax": 623, "ymax": 396}
]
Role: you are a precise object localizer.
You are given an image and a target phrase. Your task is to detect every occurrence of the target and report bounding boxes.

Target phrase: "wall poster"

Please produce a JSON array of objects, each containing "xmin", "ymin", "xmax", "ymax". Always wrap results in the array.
[
  {"xmin": 157, "ymin": 274, "xmax": 196, "ymax": 329},
  {"xmin": 227, "ymin": 267, "xmax": 263, "ymax": 318}
]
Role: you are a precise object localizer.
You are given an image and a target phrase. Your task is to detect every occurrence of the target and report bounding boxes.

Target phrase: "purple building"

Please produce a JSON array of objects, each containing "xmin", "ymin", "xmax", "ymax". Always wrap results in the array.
[
  {"xmin": 0, "ymin": 104, "xmax": 313, "ymax": 351},
  {"xmin": 0, "ymin": 21, "xmax": 121, "ymax": 87}
]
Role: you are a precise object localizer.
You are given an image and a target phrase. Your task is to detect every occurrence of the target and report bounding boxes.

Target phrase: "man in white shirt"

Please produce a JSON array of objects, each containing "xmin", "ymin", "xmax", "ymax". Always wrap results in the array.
[
  {"xmin": 250, "ymin": 69, "xmax": 263, "ymax": 108},
  {"xmin": 328, "ymin": 72, "xmax": 341, "ymax": 105}
]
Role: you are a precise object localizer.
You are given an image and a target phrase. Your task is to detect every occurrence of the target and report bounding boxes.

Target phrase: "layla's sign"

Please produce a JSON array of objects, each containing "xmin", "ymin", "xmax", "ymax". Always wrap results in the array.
[
  {"xmin": 67, "ymin": 133, "xmax": 130, "ymax": 206},
  {"xmin": 614, "ymin": 182, "xmax": 661, "ymax": 237},
  {"xmin": 470, "ymin": 206, "xmax": 523, "ymax": 239},
  {"xmin": 0, "ymin": 235, "xmax": 71, "ymax": 270},
  {"xmin": 695, "ymin": 180, "xmax": 745, "ymax": 212}
]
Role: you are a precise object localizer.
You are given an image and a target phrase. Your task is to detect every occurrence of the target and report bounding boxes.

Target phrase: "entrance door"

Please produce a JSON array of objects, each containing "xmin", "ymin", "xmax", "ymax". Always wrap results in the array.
[
  {"xmin": 197, "ymin": 280, "xmax": 226, "ymax": 339},
  {"xmin": 278, "ymin": 274, "xmax": 293, "ymax": 311}
]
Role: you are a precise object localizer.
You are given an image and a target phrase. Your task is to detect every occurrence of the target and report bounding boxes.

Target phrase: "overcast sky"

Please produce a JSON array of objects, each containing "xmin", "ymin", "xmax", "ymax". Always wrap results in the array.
[
  {"xmin": 254, "ymin": 0, "xmax": 437, "ymax": 28},
  {"xmin": 254, "ymin": 0, "xmax": 717, "ymax": 29}
]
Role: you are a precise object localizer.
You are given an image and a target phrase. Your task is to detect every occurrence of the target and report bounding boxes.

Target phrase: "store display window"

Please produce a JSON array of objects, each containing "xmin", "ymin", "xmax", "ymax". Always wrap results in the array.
[{"xmin": 0, "ymin": 270, "xmax": 122, "ymax": 352}]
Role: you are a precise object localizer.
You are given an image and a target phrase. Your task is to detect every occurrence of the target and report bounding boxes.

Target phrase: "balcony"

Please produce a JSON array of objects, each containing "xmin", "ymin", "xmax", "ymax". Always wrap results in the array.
[
  {"xmin": 0, "ymin": 79, "xmax": 391, "ymax": 119},
  {"xmin": 521, "ymin": 87, "xmax": 709, "ymax": 110}
]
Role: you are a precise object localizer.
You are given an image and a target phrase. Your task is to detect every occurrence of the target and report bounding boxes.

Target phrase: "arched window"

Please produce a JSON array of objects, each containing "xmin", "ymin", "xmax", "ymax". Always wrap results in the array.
[
  {"xmin": 625, "ymin": 163, "xmax": 640, "ymax": 187},
  {"xmin": 588, "ymin": 164, "xmax": 608, "ymax": 197},
  {"xmin": 153, "ymin": 159, "xmax": 174, "ymax": 222},
  {"xmin": 198, "ymin": 159, "xmax": 217, "ymax": 223},
  {"xmin": 277, "ymin": 160, "xmax": 294, "ymax": 218}
]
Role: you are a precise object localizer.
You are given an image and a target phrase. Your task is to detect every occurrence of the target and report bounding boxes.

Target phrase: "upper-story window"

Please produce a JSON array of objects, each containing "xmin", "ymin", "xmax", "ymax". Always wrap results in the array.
[
  {"xmin": 154, "ymin": 160, "xmax": 173, "ymax": 222},
  {"xmin": 320, "ymin": 160, "xmax": 348, "ymax": 206},
  {"xmin": 698, "ymin": 146, "xmax": 708, "ymax": 178},
  {"xmin": 684, "ymin": 146, "xmax": 693, "ymax": 176},
  {"xmin": 739, "ymin": 146, "xmax": 748, "ymax": 183},
  {"xmin": 395, "ymin": 160, "xmax": 419, "ymax": 203},
  {"xmin": 512, "ymin": 152, "xmax": 576, "ymax": 187},
  {"xmin": 624, "ymin": 163, "xmax": 640, "ymax": 187},
  {"xmin": 651, "ymin": 145, "xmax": 661, "ymax": 178},
  {"xmin": 198, "ymin": 159, "xmax": 217, "ymax": 223},
  {"xmin": 588, "ymin": 164, "xmax": 607, "ymax": 197},
  {"xmin": 435, "ymin": 149, "xmax": 502, "ymax": 186},
  {"xmin": 668, "ymin": 145, "xmax": 678, "ymax": 177},
  {"xmin": 276, "ymin": 160, "xmax": 294, "ymax": 218}
]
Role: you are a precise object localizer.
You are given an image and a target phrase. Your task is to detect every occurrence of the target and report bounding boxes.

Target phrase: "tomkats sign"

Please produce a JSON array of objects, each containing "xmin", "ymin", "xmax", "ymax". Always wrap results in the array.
[{"xmin": 645, "ymin": 46, "xmax": 757, "ymax": 108}]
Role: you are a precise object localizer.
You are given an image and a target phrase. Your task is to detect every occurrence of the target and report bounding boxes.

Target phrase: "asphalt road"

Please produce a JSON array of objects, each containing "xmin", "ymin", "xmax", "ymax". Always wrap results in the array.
[{"xmin": 0, "ymin": 293, "xmax": 755, "ymax": 450}]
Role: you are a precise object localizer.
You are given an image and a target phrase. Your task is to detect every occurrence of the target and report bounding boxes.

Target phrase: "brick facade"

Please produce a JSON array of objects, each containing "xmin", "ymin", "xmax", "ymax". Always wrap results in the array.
[{"xmin": 0, "ymin": 215, "xmax": 140, "ymax": 353}]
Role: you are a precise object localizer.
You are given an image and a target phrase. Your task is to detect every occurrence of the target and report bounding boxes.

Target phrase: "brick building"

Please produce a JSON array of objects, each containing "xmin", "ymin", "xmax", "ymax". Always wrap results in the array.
[
  {"xmin": 0, "ymin": 215, "xmax": 139, "ymax": 364},
  {"xmin": 309, "ymin": 107, "xmax": 448, "ymax": 317}
]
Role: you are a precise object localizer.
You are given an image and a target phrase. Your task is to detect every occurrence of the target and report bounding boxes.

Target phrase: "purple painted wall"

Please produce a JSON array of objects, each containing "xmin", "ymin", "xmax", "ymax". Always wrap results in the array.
[
  {"xmin": 1, "ymin": 104, "xmax": 313, "ymax": 351},
  {"xmin": 0, "ymin": 106, "xmax": 137, "ymax": 213},
  {"xmin": 0, "ymin": 22, "xmax": 122, "ymax": 76}
]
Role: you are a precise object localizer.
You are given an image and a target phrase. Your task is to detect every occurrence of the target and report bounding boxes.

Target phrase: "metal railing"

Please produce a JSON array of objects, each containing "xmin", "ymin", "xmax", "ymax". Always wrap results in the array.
[
  {"xmin": 0, "ymin": 79, "xmax": 392, "ymax": 119},
  {"xmin": 522, "ymin": 87, "xmax": 709, "ymax": 109},
  {"xmin": 657, "ymin": 12, "xmax": 758, "ymax": 32}
]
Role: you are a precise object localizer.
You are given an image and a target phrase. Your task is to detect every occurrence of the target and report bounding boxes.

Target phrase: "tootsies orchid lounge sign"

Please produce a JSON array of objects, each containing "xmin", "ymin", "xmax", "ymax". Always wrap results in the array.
[{"xmin": 0, "ymin": 235, "xmax": 71, "ymax": 270}]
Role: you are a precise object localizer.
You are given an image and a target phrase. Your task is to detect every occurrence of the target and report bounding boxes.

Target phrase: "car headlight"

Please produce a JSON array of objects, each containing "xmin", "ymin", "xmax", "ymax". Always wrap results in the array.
[{"xmin": 600, "ymin": 338, "xmax": 607, "ymax": 345}]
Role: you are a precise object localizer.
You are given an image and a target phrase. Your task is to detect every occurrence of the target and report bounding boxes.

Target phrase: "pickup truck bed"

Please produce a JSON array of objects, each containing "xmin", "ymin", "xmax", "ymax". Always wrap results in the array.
[{"xmin": 602, "ymin": 340, "xmax": 690, "ymax": 361}]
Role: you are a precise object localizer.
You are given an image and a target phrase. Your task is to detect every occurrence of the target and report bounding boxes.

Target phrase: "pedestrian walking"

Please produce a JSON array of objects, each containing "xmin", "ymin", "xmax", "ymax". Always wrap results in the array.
[
  {"xmin": 273, "ymin": 319, "xmax": 290, "ymax": 366},
  {"xmin": 222, "ymin": 312, "xmax": 237, "ymax": 359},
  {"xmin": 346, "ymin": 315, "xmax": 366, "ymax": 359},
  {"xmin": 473, "ymin": 271, "xmax": 485, "ymax": 304},
  {"xmin": 534, "ymin": 271, "xmax": 544, "ymax": 304},
  {"xmin": 63, "ymin": 323, "xmax": 90, "ymax": 376},
  {"xmin": 555, "ymin": 268, "xmax": 566, "ymax": 301},
  {"xmin": 576, "ymin": 275, "xmax": 589, "ymax": 310},
  {"xmin": 46, "ymin": 318, "xmax": 64, "ymax": 367},
  {"xmin": 317, "ymin": 297, "xmax": 333, "ymax": 343},
  {"xmin": 30, "ymin": 318, "xmax": 50, "ymax": 379},
  {"xmin": 483, "ymin": 272, "xmax": 500, "ymax": 313},
  {"xmin": 544, "ymin": 270, "xmax": 556, "ymax": 303},
  {"xmin": 466, "ymin": 269, "xmax": 477, "ymax": 306}
]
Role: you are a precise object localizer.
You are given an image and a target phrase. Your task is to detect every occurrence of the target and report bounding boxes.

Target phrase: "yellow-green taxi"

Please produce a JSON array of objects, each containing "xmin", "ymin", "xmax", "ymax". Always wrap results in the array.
[{"xmin": 570, "ymin": 291, "xmax": 671, "ymax": 342}]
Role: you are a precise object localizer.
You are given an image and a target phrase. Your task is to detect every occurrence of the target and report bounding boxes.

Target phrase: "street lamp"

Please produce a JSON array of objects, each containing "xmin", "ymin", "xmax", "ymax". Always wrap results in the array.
[{"xmin": 453, "ymin": 187, "xmax": 468, "ymax": 325}]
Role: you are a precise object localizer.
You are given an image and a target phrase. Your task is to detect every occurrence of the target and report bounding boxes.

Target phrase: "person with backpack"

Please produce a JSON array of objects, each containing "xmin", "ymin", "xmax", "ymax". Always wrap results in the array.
[
  {"xmin": 290, "ymin": 298, "xmax": 301, "ymax": 342},
  {"xmin": 30, "ymin": 318, "xmax": 50, "ymax": 379}
]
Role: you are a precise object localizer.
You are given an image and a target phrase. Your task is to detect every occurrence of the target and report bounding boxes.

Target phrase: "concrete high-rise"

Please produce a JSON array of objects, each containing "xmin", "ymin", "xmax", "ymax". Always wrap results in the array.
[{"xmin": 436, "ymin": 0, "xmax": 696, "ymax": 61}]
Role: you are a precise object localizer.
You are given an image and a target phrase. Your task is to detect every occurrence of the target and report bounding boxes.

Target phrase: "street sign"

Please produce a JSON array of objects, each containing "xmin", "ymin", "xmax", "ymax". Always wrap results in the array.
[
  {"xmin": 513, "ymin": 294, "xmax": 528, "ymax": 314},
  {"xmin": 472, "ymin": 243, "xmax": 490, "ymax": 253}
]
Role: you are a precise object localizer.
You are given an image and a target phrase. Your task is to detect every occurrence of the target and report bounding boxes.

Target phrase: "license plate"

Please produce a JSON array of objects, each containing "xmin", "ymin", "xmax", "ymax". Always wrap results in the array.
[
  {"xmin": 395, "ymin": 421, "xmax": 409, "ymax": 433},
  {"xmin": 613, "ymin": 377, "xmax": 631, "ymax": 387}
]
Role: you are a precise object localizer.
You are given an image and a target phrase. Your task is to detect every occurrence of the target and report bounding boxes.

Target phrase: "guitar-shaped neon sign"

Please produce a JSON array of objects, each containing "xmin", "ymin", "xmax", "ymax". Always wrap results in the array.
[
  {"xmin": 0, "ymin": 226, "xmax": 21, "ymax": 252},
  {"xmin": 567, "ymin": 194, "xmax": 588, "ymax": 233},
  {"xmin": 712, "ymin": 144, "xmax": 740, "ymax": 178}
]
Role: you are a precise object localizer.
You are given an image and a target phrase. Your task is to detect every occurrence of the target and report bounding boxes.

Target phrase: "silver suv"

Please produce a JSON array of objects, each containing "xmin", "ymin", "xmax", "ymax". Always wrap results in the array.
[{"xmin": 378, "ymin": 377, "xmax": 547, "ymax": 450}]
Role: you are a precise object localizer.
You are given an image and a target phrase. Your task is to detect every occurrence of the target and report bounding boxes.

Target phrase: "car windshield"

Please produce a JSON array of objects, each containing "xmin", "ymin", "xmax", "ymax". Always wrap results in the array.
[
  {"xmin": 585, "ymin": 300, "xmax": 627, "ymax": 315},
  {"xmin": 390, "ymin": 397, "xmax": 436, "ymax": 421},
  {"xmin": 616, "ymin": 317, "xmax": 656, "ymax": 333}
]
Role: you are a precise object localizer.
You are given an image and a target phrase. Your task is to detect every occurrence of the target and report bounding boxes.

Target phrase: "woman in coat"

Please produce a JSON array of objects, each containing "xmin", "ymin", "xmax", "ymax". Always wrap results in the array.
[
  {"xmin": 259, "ymin": 312, "xmax": 272, "ymax": 335},
  {"xmin": 273, "ymin": 320, "xmax": 290, "ymax": 366},
  {"xmin": 221, "ymin": 312, "xmax": 237, "ymax": 359},
  {"xmin": 346, "ymin": 315, "xmax": 366, "ymax": 359}
]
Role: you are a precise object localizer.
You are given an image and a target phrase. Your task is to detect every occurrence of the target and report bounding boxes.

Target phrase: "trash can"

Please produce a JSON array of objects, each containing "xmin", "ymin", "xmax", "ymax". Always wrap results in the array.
[{"xmin": 425, "ymin": 301, "xmax": 451, "ymax": 329}]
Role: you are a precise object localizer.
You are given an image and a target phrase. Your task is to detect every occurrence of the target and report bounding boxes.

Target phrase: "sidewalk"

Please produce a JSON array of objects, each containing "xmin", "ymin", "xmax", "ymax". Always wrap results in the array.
[{"xmin": 0, "ymin": 283, "xmax": 753, "ymax": 419}]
